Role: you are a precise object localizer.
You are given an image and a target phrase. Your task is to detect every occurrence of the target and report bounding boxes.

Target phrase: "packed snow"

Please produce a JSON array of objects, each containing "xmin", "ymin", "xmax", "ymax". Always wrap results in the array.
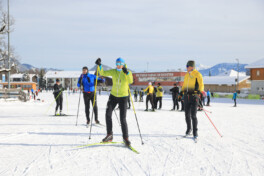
[{"xmin": 0, "ymin": 91, "xmax": 264, "ymax": 176}]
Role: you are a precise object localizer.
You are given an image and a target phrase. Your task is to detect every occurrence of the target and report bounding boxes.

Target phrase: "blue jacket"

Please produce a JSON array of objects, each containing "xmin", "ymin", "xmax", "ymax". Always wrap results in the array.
[
  {"xmin": 207, "ymin": 91, "xmax": 211, "ymax": 97},
  {"xmin": 77, "ymin": 74, "xmax": 103, "ymax": 92},
  {"xmin": 233, "ymin": 92, "xmax": 237, "ymax": 100}
]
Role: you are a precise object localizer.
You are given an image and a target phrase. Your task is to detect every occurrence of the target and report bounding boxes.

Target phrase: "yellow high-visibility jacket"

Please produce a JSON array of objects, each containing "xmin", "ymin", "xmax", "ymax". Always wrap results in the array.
[
  {"xmin": 182, "ymin": 69, "xmax": 204, "ymax": 93},
  {"xmin": 144, "ymin": 85, "xmax": 154, "ymax": 95},
  {"xmin": 156, "ymin": 86, "xmax": 163, "ymax": 97}
]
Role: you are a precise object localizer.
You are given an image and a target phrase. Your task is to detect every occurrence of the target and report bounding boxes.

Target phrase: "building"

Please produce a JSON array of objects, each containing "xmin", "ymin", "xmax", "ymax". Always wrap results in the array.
[
  {"xmin": 44, "ymin": 71, "xmax": 82, "ymax": 89},
  {"xmin": 245, "ymin": 58, "xmax": 264, "ymax": 95},
  {"xmin": 45, "ymin": 69, "xmax": 113, "ymax": 90},
  {"xmin": 203, "ymin": 70, "xmax": 250, "ymax": 93},
  {"xmin": 131, "ymin": 71, "xmax": 186, "ymax": 93},
  {"xmin": 0, "ymin": 82, "xmax": 37, "ymax": 91},
  {"xmin": 10, "ymin": 73, "xmax": 38, "ymax": 82}
]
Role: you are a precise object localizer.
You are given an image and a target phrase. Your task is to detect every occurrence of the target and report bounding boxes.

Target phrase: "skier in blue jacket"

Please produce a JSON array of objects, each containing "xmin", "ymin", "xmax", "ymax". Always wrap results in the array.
[
  {"xmin": 206, "ymin": 89, "xmax": 211, "ymax": 106},
  {"xmin": 77, "ymin": 66, "xmax": 104, "ymax": 125},
  {"xmin": 232, "ymin": 91, "xmax": 237, "ymax": 107}
]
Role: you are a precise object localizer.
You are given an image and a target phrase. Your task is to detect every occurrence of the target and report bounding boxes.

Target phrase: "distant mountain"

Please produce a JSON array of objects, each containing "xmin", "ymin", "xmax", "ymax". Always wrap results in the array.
[
  {"xmin": 199, "ymin": 63, "xmax": 248, "ymax": 76},
  {"xmin": 196, "ymin": 63, "xmax": 211, "ymax": 71},
  {"xmin": 17, "ymin": 63, "xmax": 61, "ymax": 72}
]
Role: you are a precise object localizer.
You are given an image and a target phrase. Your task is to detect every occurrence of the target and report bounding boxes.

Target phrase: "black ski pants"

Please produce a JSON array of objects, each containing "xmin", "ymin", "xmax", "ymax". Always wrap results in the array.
[
  {"xmin": 55, "ymin": 95, "xmax": 63, "ymax": 111},
  {"xmin": 105, "ymin": 94, "xmax": 129, "ymax": 139},
  {"xmin": 184, "ymin": 94, "xmax": 199, "ymax": 136},
  {"xmin": 156, "ymin": 97, "xmax": 162, "ymax": 109},
  {"xmin": 146, "ymin": 94, "xmax": 154, "ymax": 110},
  {"xmin": 172, "ymin": 95, "xmax": 179, "ymax": 110},
  {"xmin": 83, "ymin": 92, "xmax": 98, "ymax": 122}
]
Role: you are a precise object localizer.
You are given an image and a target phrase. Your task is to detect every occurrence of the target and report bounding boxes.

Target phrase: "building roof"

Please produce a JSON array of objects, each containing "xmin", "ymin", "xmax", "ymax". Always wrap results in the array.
[
  {"xmin": 217, "ymin": 69, "xmax": 246, "ymax": 77},
  {"xmin": 44, "ymin": 71, "xmax": 101, "ymax": 79},
  {"xmin": 245, "ymin": 58, "xmax": 264, "ymax": 69},
  {"xmin": 203, "ymin": 76, "xmax": 250, "ymax": 85}
]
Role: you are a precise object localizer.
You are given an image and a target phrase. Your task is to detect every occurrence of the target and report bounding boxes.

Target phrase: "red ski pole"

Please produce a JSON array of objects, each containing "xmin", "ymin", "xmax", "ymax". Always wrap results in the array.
[{"xmin": 203, "ymin": 111, "xmax": 223, "ymax": 137}]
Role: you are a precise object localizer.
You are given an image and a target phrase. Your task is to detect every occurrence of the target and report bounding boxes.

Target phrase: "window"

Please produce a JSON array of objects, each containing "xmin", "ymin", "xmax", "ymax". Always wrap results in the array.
[{"xmin": 256, "ymin": 70, "xmax": 260, "ymax": 76}]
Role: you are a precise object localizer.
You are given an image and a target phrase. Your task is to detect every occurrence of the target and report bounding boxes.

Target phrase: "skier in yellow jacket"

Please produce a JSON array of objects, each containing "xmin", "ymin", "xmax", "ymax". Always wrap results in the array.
[
  {"xmin": 143, "ymin": 82, "xmax": 155, "ymax": 111},
  {"xmin": 156, "ymin": 83, "xmax": 163, "ymax": 109},
  {"xmin": 95, "ymin": 58, "xmax": 133, "ymax": 146},
  {"xmin": 181, "ymin": 60, "xmax": 204, "ymax": 141}
]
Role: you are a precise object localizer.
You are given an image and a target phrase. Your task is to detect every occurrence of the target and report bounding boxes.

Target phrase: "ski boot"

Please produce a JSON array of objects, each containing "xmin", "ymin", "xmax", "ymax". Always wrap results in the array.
[
  {"xmin": 144, "ymin": 109, "xmax": 148, "ymax": 111},
  {"xmin": 194, "ymin": 136, "xmax": 198, "ymax": 143},
  {"xmin": 95, "ymin": 120, "xmax": 100, "ymax": 124},
  {"xmin": 123, "ymin": 138, "xmax": 131, "ymax": 146},
  {"xmin": 185, "ymin": 130, "xmax": 192, "ymax": 137},
  {"xmin": 102, "ymin": 133, "xmax": 113, "ymax": 143}
]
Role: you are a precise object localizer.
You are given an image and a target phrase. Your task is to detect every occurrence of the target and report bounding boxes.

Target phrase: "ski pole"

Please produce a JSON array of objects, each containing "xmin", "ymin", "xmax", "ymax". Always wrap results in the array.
[
  {"xmin": 113, "ymin": 109, "xmax": 121, "ymax": 126},
  {"xmin": 203, "ymin": 111, "xmax": 223, "ymax": 137},
  {"xmin": 89, "ymin": 66, "xmax": 100, "ymax": 140},
  {"xmin": 200, "ymin": 107, "xmax": 212, "ymax": 114},
  {"xmin": 126, "ymin": 76, "xmax": 144, "ymax": 145},
  {"xmin": 45, "ymin": 90, "xmax": 63, "ymax": 114},
  {"xmin": 76, "ymin": 79, "xmax": 83, "ymax": 126}
]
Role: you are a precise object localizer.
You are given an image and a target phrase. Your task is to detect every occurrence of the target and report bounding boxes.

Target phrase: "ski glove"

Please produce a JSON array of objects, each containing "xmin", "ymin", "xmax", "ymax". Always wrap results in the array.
[
  {"xmin": 95, "ymin": 58, "xmax": 101, "ymax": 66},
  {"xmin": 122, "ymin": 67, "xmax": 129, "ymax": 75}
]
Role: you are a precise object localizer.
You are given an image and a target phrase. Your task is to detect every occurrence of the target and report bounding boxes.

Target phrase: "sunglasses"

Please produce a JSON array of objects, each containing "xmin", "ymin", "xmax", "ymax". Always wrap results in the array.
[{"xmin": 116, "ymin": 62, "xmax": 124, "ymax": 66}]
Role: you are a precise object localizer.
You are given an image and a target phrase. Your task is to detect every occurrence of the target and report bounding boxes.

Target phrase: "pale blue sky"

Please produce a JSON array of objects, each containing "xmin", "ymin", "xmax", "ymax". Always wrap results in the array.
[{"xmin": 3, "ymin": 0, "xmax": 264, "ymax": 71}]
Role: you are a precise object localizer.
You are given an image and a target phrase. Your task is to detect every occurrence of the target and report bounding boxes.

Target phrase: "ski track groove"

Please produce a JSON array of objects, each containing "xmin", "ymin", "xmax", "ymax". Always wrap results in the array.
[{"xmin": 162, "ymin": 148, "xmax": 172, "ymax": 176}]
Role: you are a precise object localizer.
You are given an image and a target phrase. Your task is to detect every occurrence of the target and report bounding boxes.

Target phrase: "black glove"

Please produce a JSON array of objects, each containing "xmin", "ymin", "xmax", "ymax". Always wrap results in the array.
[
  {"xmin": 122, "ymin": 67, "xmax": 129, "ymax": 75},
  {"xmin": 95, "ymin": 58, "xmax": 101, "ymax": 65}
]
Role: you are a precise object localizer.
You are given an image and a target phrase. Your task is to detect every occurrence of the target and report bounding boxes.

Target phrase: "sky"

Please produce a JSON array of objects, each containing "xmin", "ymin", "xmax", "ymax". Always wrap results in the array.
[{"xmin": 2, "ymin": 0, "xmax": 264, "ymax": 72}]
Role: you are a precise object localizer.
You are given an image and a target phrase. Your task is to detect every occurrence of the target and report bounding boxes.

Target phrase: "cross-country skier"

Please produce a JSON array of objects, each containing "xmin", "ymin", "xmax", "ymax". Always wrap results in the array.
[
  {"xmin": 181, "ymin": 60, "xmax": 204, "ymax": 141},
  {"xmin": 232, "ymin": 91, "xmax": 237, "ymax": 107},
  {"xmin": 134, "ymin": 88, "xmax": 138, "ymax": 102},
  {"xmin": 206, "ymin": 89, "xmax": 211, "ymax": 106},
  {"xmin": 53, "ymin": 79, "xmax": 64, "ymax": 116},
  {"xmin": 153, "ymin": 84, "xmax": 158, "ymax": 109},
  {"xmin": 140, "ymin": 88, "xmax": 144, "ymax": 102},
  {"xmin": 77, "ymin": 66, "xmax": 104, "ymax": 125},
  {"xmin": 143, "ymin": 82, "xmax": 155, "ymax": 111},
  {"xmin": 170, "ymin": 83, "xmax": 180, "ymax": 111},
  {"xmin": 95, "ymin": 58, "xmax": 133, "ymax": 146},
  {"xmin": 156, "ymin": 83, "xmax": 163, "ymax": 109}
]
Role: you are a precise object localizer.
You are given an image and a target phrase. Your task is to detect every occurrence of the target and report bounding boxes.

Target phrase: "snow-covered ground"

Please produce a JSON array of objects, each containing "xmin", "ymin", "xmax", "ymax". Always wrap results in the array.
[{"xmin": 0, "ymin": 92, "xmax": 264, "ymax": 176}]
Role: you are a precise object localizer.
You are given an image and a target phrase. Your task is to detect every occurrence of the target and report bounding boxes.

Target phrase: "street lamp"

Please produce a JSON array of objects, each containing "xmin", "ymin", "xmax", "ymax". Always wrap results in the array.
[
  {"xmin": 7, "ymin": 0, "xmax": 10, "ymax": 89},
  {"xmin": 235, "ymin": 58, "xmax": 239, "ymax": 92}
]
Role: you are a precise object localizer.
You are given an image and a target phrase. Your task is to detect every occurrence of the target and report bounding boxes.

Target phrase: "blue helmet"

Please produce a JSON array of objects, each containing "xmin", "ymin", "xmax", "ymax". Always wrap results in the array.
[{"xmin": 116, "ymin": 57, "xmax": 125, "ymax": 65}]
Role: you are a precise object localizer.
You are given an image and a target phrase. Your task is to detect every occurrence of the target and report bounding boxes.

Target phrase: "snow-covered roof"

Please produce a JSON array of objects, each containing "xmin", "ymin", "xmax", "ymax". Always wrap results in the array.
[
  {"xmin": 204, "ymin": 76, "xmax": 250, "ymax": 85},
  {"xmin": 44, "ymin": 71, "xmax": 98, "ymax": 79},
  {"xmin": 217, "ymin": 69, "xmax": 246, "ymax": 77},
  {"xmin": 245, "ymin": 58, "xmax": 264, "ymax": 69},
  {"xmin": 10, "ymin": 74, "xmax": 23, "ymax": 79}
]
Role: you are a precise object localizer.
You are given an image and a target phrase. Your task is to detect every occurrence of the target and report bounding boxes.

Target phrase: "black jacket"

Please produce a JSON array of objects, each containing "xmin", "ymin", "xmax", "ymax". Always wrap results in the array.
[
  {"xmin": 53, "ymin": 84, "xmax": 63, "ymax": 97},
  {"xmin": 170, "ymin": 87, "xmax": 179, "ymax": 97}
]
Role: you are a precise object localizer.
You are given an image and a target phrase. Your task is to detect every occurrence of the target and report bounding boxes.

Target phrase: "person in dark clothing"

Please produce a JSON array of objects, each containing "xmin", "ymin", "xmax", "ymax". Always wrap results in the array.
[
  {"xmin": 153, "ymin": 85, "xmax": 158, "ymax": 109},
  {"xmin": 134, "ymin": 89, "xmax": 138, "ymax": 102},
  {"xmin": 170, "ymin": 83, "xmax": 180, "ymax": 111},
  {"xmin": 53, "ymin": 79, "xmax": 64, "ymax": 115},
  {"xmin": 181, "ymin": 60, "xmax": 204, "ymax": 140},
  {"xmin": 77, "ymin": 66, "xmax": 104, "ymax": 125},
  {"xmin": 140, "ymin": 88, "xmax": 144, "ymax": 102}
]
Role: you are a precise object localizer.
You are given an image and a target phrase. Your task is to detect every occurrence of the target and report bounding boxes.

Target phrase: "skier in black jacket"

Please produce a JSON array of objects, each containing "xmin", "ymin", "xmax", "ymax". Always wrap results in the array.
[
  {"xmin": 170, "ymin": 83, "xmax": 180, "ymax": 111},
  {"xmin": 53, "ymin": 79, "xmax": 64, "ymax": 116}
]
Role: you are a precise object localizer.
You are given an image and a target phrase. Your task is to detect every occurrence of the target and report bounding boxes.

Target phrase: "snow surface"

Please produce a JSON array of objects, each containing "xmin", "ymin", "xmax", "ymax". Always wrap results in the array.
[{"xmin": 0, "ymin": 92, "xmax": 264, "ymax": 176}]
